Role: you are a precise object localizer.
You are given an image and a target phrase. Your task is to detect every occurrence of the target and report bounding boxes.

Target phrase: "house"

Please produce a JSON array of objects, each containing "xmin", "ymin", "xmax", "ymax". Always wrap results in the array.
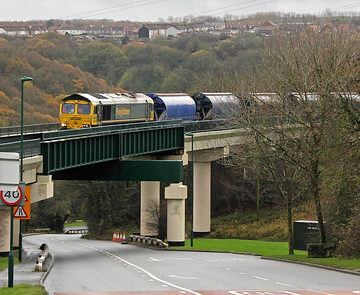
[
  {"xmin": 337, "ymin": 24, "xmax": 351, "ymax": 33},
  {"xmin": 320, "ymin": 23, "xmax": 334, "ymax": 33},
  {"xmin": 138, "ymin": 26, "xmax": 149, "ymax": 39},
  {"xmin": 148, "ymin": 25, "xmax": 166, "ymax": 38},
  {"xmin": 256, "ymin": 21, "xmax": 279, "ymax": 35},
  {"xmin": 57, "ymin": 26, "xmax": 87, "ymax": 35},
  {"xmin": 166, "ymin": 26, "xmax": 179, "ymax": 37}
]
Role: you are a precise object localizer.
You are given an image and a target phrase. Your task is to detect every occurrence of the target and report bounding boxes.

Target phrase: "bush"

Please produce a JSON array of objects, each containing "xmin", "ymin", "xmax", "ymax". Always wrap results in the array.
[
  {"xmin": 307, "ymin": 243, "xmax": 336, "ymax": 258},
  {"xmin": 336, "ymin": 208, "xmax": 360, "ymax": 258}
]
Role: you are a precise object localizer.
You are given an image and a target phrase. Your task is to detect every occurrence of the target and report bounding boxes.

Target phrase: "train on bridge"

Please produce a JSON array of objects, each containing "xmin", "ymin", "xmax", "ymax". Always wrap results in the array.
[{"xmin": 59, "ymin": 92, "xmax": 238, "ymax": 129}]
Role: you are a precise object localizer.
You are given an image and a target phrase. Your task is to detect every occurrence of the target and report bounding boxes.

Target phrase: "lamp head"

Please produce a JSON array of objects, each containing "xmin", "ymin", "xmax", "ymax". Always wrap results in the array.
[{"xmin": 21, "ymin": 76, "xmax": 33, "ymax": 82}]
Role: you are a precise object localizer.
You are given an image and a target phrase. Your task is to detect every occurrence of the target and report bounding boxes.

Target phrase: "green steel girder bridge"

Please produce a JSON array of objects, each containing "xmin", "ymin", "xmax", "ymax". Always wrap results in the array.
[
  {"xmin": 0, "ymin": 120, "xmax": 228, "ymax": 179},
  {"xmin": 0, "ymin": 119, "xmax": 237, "ymax": 248}
]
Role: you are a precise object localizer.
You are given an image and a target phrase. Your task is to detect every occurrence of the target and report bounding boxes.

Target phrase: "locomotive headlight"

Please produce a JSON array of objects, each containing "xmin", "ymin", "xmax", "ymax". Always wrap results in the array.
[
  {"xmin": 83, "ymin": 124, "xmax": 89, "ymax": 128},
  {"xmin": 61, "ymin": 123, "xmax": 67, "ymax": 127}
]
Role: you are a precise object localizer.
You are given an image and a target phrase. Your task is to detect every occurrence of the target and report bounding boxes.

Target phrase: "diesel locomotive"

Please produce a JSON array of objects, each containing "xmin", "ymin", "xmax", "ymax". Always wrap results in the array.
[{"xmin": 59, "ymin": 92, "xmax": 238, "ymax": 129}]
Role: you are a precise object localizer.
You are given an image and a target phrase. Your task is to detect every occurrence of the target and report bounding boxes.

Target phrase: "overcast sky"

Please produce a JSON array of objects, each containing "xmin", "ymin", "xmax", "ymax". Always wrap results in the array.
[{"xmin": 0, "ymin": 0, "xmax": 359, "ymax": 22}]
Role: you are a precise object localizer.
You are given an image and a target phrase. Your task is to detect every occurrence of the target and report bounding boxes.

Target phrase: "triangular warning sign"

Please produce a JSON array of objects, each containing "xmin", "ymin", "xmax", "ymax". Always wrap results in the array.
[{"xmin": 14, "ymin": 207, "xmax": 28, "ymax": 218}]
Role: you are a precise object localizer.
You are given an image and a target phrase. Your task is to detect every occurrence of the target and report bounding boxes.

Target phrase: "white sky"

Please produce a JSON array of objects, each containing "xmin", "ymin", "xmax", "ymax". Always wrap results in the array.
[{"xmin": 0, "ymin": 0, "xmax": 359, "ymax": 22}]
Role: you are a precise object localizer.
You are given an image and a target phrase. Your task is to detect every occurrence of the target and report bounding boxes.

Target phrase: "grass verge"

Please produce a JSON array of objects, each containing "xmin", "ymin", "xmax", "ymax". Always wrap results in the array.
[
  {"xmin": 172, "ymin": 239, "xmax": 360, "ymax": 271},
  {"xmin": 0, "ymin": 284, "xmax": 47, "ymax": 294},
  {"xmin": 64, "ymin": 221, "xmax": 87, "ymax": 228},
  {"xmin": 0, "ymin": 254, "xmax": 20, "ymax": 272}
]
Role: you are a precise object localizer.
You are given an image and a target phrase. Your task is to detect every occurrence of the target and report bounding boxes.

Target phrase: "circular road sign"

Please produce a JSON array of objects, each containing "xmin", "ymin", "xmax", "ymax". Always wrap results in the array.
[{"xmin": 0, "ymin": 186, "xmax": 23, "ymax": 206}]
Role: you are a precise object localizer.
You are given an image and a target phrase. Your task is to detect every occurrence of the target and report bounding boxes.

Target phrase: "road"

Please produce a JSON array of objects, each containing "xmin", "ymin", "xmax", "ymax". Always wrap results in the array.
[{"xmin": 24, "ymin": 235, "xmax": 360, "ymax": 295}]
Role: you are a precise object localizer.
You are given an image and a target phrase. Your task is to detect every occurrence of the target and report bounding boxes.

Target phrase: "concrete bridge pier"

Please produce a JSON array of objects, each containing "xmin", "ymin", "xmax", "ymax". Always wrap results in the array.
[
  {"xmin": 165, "ymin": 182, "xmax": 187, "ymax": 246},
  {"xmin": 191, "ymin": 147, "xmax": 228, "ymax": 237},
  {"xmin": 140, "ymin": 181, "xmax": 160, "ymax": 237}
]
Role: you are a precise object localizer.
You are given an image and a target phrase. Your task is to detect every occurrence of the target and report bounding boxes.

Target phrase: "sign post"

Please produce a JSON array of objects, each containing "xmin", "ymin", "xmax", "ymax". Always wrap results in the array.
[{"xmin": 0, "ymin": 152, "xmax": 23, "ymax": 288}]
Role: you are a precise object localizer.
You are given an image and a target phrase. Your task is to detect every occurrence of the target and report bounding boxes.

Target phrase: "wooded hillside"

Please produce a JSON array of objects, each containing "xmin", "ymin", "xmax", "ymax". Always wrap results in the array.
[{"xmin": 0, "ymin": 32, "xmax": 263, "ymax": 125}]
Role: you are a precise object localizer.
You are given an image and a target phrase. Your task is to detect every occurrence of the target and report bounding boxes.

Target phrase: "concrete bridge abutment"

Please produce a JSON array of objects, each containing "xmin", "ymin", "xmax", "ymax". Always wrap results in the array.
[{"xmin": 0, "ymin": 156, "xmax": 54, "ymax": 254}]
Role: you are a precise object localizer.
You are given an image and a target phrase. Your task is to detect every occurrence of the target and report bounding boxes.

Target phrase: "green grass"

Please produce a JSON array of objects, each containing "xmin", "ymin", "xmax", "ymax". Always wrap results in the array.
[
  {"xmin": 172, "ymin": 239, "xmax": 360, "ymax": 271},
  {"xmin": 64, "ymin": 221, "xmax": 87, "ymax": 228},
  {"xmin": 0, "ymin": 255, "xmax": 20, "ymax": 272},
  {"xmin": 0, "ymin": 284, "xmax": 47, "ymax": 294}
]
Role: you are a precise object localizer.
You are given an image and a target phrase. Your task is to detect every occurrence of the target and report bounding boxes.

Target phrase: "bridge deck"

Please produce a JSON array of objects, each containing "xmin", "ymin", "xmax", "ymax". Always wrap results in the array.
[{"xmin": 0, "ymin": 120, "xmax": 231, "ymax": 174}]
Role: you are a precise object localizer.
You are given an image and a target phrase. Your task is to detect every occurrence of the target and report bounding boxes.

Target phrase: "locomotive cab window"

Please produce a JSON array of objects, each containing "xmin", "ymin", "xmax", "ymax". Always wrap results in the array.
[
  {"xmin": 77, "ymin": 104, "xmax": 91, "ymax": 114},
  {"xmin": 62, "ymin": 103, "xmax": 75, "ymax": 114}
]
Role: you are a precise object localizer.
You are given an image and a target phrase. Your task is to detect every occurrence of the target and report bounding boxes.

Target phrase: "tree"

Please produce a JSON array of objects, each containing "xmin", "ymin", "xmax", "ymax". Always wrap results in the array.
[
  {"xmin": 77, "ymin": 42, "xmax": 129, "ymax": 85},
  {"xmin": 199, "ymin": 30, "xmax": 360, "ymax": 253}
]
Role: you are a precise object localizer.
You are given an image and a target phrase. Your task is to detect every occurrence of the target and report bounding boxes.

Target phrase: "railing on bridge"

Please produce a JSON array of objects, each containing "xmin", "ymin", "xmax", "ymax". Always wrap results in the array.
[
  {"xmin": 0, "ymin": 123, "xmax": 59, "ymax": 137},
  {"xmin": 0, "ymin": 138, "xmax": 41, "ymax": 157},
  {"xmin": 183, "ymin": 119, "xmax": 230, "ymax": 132}
]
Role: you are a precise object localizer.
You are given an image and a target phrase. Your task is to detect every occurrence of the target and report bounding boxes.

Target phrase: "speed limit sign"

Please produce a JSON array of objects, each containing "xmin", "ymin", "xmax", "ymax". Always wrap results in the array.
[{"xmin": 0, "ymin": 183, "xmax": 25, "ymax": 207}]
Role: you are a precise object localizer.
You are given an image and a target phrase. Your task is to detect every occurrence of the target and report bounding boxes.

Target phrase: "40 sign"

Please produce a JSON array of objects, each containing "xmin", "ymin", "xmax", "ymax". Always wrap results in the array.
[{"xmin": 0, "ymin": 183, "xmax": 25, "ymax": 207}]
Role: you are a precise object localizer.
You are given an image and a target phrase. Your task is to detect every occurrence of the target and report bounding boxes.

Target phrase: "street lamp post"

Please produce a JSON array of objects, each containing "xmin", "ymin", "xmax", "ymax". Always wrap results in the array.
[
  {"xmin": 185, "ymin": 132, "xmax": 194, "ymax": 247},
  {"xmin": 18, "ymin": 77, "xmax": 32, "ymax": 264}
]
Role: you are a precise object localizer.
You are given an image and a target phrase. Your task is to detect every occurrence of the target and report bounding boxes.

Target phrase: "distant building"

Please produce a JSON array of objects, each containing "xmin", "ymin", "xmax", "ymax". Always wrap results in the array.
[
  {"xmin": 166, "ymin": 26, "xmax": 178, "ymax": 37},
  {"xmin": 256, "ymin": 21, "xmax": 279, "ymax": 35},
  {"xmin": 148, "ymin": 25, "xmax": 166, "ymax": 38},
  {"xmin": 138, "ymin": 25, "xmax": 149, "ymax": 39},
  {"xmin": 0, "ymin": 28, "xmax": 6, "ymax": 34},
  {"xmin": 320, "ymin": 23, "xmax": 335, "ymax": 33},
  {"xmin": 57, "ymin": 27, "xmax": 87, "ymax": 35}
]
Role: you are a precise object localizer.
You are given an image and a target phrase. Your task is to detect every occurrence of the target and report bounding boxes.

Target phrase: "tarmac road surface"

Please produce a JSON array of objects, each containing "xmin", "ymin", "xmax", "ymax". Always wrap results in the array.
[{"xmin": 23, "ymin": 234, "xmax": 360, "ymax": 295}]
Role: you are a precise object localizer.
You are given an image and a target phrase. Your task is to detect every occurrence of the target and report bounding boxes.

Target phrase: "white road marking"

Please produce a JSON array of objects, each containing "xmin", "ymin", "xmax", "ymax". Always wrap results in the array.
[
  {"xmin": 105, "ymin": 251, "xmax": 203, "ymax": 295},
  {"xmin": 228, "ymin": 291, "xmax": 244, "ymax": 295},
  {"xmin": 283, "ymin": 291, "xmax": 301, "ymax": 295},
  {"xmin": 163, "ymin": 258, "xmax": 192, "ymax": 261},
  {"xmin": 253, "ymin": 276, "xmax": 269, "ymax": 281},
  {"xmin": 226, "ymin": 268, "xmax": 231, "ymax": 271},
  {"xmin": 353, "ymin": 291, "xmax": 360, "ymax": 294},
  {"xmin": 239, "ymin": 272, "xmax": 245, "ymax": 275},
  {"xmin": 149, "ymin": 257, "xmax": 161, "ymax": 261},
  {"xmin": 275, "ymin": 282, "xmax": 295, "ymax": 287},
  {"xmin": 162, "ymin": 284, "xmax": 168, "ymax": 287},
  {"xmin": 168, "ymin": 275, "xmax": 199, "ymax": 280},
  {"xmin": 307, "ymin": 290, "xmax": 335, "ymax": 295}
]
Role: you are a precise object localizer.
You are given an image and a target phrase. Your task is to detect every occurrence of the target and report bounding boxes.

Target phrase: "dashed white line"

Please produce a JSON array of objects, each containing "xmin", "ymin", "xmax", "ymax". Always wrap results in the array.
[
  {"xmin": 275, "ymin": 282, "xmax": 295, "ymax": 287},
  {"xmin": 168, "ymin": 275, "xmax": 199, "ymax": 280},
  {"xmin": 307, "ymin": 291, "xmax": 335, "ymax": 295},
  {"xmin": 283, "ymin": 291, "xmax": 301, "ymax": 295},
  {"xmin": 253, "ymin": 276, "xmax": 269, "ymax": 281},
  {"xmin": 228, "ymin": 291, "xmax": 244, "ymax": 295},
  {"xmin": 104, "ymin": 251, "xmax": 203, "ymax": 295}
]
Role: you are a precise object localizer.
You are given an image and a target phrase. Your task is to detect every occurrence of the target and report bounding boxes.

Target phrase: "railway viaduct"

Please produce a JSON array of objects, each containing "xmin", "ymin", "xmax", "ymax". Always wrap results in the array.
[{"xmin": 0, "ymin": 120, "xmax": 243, "ymax": 252}]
